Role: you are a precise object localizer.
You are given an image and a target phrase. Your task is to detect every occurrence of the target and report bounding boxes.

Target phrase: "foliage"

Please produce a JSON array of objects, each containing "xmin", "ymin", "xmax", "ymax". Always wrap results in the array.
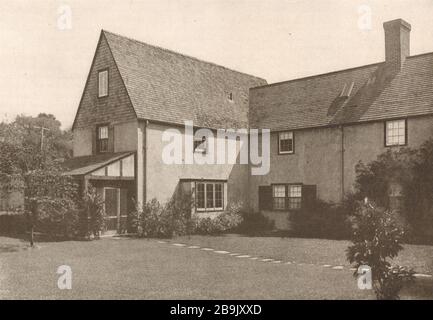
[
  {"xmin": 354, "ymin": 148, "xmax": 414, "ymax": 208},
  {"xmin": 23, "ymin": 165, "xmax": 80, "ymax": 239},
  {"xmin": 135, "ymin": 194, "xmax": 193, "ymax": 238},
  {"xmin": 346, "ymin": 202, "xmax": 415, "ymax": 300},
  {"xmin": 0, "ymin": 114, "xmax": 74, "ymax": 242},
  {"xmin": 353, "ymin": 140, "xmax": 433, "ymax": 241},
  {"xmin": 290, "ymin": 199, "xmax": 352, "ymax": 240},
  {"xmin": 82, "ymin": 184, "xmax": 105, "ymax": 238},
  {"xmin": 192, "ymin": 202, "xmax": 244, "ymax": 235},
  {"xmin": 236, "ymin": 212, "xmax": 274, "ymax": 235}
]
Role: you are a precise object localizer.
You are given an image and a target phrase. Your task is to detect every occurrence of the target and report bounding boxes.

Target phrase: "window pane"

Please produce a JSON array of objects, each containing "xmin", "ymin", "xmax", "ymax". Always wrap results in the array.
[
  {"xmin": 288, "ymin": 198, "xmax": 301, "ymax": 210},
  {"xmin": 386, "ymin": 120, "xmax": 405, "ymax": 146},
  {"xmin": 99, "ymin": 126, "xmax": 108, "ymax": 139},
  {"xmin": 273, "ymin": 185, "xmax": 286, "ymax": 197},
  {"xmin": 273, "ymin": 198, "xmax": 285, "ymax": 210},
  {"xmin": 215, "ymin": 184, "xmax": 223, "ymax": 208},
  {"xmin": 98, "ymin": 71, "xmax": 108, "ymax": 97},
  {"xmin": 99, "ymin": 139, "xmax": 108, "ymax": 152},
  {"xmin": 206, "ymin": 183, "xmax": 214, "ymax": 209},
  {"xmin": 279, "ymin": 131, "xmax": 293, "ymax": 153},
  {"xmin": 289, "ymin": 185, "xmax": 302, "ymax": 197},
  {"xmin": 196, "ymin": 183, "xmax": 205, "ymax": 209}
]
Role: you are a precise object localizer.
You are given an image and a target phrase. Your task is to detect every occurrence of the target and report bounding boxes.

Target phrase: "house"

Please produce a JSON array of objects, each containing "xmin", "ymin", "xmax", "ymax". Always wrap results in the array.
[
  {"xmin": 65, "ymin": 30, "xmax": 266, "ymax": 233},
  {"xmin": 66, "ymin": 18, "xmax": 433, "ymax": 232},
  {"xmin": 249, "ymin": 19, "xmax": 433, "ymax": 229}
]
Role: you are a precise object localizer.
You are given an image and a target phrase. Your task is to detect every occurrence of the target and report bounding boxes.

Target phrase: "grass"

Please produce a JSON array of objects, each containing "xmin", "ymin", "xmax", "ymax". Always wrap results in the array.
[{"xmin": 0, "ymin": 235, "xmax": 431, "ymax": 300}]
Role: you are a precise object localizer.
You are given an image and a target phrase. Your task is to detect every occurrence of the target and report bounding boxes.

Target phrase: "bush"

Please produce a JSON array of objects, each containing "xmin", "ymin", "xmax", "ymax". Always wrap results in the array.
[
  {"xmin": 346, "ymin": 201, "xmax": 415, "ymax": 300},
  {"xmin": 134, "ymin": 195, "xmax": 193, "ymax": 238},
  {"xmin": 236, "ymin": 212, "xmax": 274, "ymax": 235},
  {"xmin": 291, "ymin": 199, "xmax": 351, "ymax": 240},
  {"xmin": 0, "ymin": 212, "xmax": 27, "ymax": 235},
  {"xmin": 192, "ymin": 202, "xmax": 244, "ymax": 235},
  {"xmin": 82, "ymin": 184, "xmax": 105, "ymax": 239}
]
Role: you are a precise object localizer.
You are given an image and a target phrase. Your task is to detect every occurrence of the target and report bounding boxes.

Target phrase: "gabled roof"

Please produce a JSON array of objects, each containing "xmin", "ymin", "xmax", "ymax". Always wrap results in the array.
[
  {"xmin": 103, "ymin": 31, "xmax": 267, "ymax": 129},
  {"xmin": 250, "ymin": 52, "xmax": 433, "ymax": 131},
  {"xmin": 62, "ymin": 151, "xmax": 134, "ymax": 176}
]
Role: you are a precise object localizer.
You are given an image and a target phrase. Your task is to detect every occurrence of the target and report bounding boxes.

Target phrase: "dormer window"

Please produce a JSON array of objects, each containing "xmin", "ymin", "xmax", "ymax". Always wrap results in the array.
[
  {"xmin": 340, "ymin": 82, "xmax": 354, "ymax": 98},
  {"xmin": 98, "ymin": 70, "xmax": 108, "ymax": 97}
]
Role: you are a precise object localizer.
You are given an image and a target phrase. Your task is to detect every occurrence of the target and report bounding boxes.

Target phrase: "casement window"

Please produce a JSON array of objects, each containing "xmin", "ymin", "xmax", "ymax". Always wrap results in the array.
[
  {"xmin": 194, "ymin": 136, "xmax": 207, "ymax": 153},
  {"xmin": 278, "ymin": 131, "xmax": 294, "ymax": 154},
  {"xmin": 97, "ymin": 125, "xmax": 109, "ymax": 153},
  {"xmin": 272, "ymin": 184, "xmax": 302, "ymax": 210},
  {"xmin": 385, "ymin": 119, "xmax": 406, "ymax": 146},
  {"xmin": 272, "ymin": 185, "xmax": 286, "ymax": 210},
  {"xmin": 98, "ymin": 70, "xmax": 108, "ymax": 97},
  {"xmin": 196, "ymin": 182, "xmax": 224, "ymax": 211}
]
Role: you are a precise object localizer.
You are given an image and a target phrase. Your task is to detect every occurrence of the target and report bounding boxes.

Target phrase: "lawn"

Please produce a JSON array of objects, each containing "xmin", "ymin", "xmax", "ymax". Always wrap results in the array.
[{"xmin": 0, "ymin": 235, "xmax": 431, "ymax": 300}]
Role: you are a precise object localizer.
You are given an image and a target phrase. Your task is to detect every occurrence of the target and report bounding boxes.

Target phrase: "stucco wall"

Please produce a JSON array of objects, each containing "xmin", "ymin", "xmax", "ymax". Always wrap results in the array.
[
  {"xmin": 73, "ymin": 120, "xmax": 138, "ymax": 157},
  {"xmin": 249, "ymin": 115, "xmax": 433, "ymax": 213},
  {"xmin": 144, "ymin": 122, "xmax": 249, "ymax": 211},
  {"xmin": 249, "ymin": 126, "xmax": 343, "ymax": 212},
  {"xmin": 73, "ymin": 128, "xmax": 93, "ymax": 157}
]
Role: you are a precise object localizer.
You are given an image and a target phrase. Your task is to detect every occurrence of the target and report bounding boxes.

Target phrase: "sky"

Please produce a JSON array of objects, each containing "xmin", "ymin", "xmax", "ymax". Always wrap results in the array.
[{"xmin": 1, "ymin": 0, "xmax": 433, "ymax": 129}]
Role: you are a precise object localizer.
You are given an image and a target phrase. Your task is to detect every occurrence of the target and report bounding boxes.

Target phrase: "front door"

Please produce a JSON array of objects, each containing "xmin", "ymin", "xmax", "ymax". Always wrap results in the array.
[{"xmin": 105, "ymin": 188, "xmax": 120, "ymax": 233}]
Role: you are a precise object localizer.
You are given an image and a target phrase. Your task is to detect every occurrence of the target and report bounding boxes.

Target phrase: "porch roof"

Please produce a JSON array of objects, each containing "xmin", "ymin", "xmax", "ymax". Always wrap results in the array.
[{"xmin": 62, "ymin": 152, "xmax": 134, "ymax": 176}]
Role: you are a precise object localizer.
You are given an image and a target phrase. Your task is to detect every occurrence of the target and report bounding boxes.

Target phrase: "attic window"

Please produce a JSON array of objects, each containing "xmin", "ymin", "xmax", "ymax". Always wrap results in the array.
[
  {"xmin": 98, "ymin": 70, "xmax": 109, "ymax": 98},
  {"xmin": 227, "ymin": 92, "xmax": 234, "ymax": 101},
  {"xmin": 340, "ymin": 82, "xmax": 354, "ymax": 98}
]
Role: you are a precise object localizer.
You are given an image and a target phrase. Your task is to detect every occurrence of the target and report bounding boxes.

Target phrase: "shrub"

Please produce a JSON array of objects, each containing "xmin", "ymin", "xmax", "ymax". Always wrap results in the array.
[
  {"xmin": 135, "ymin": 194, "xmax": 193, "ymax": 238},
  {"xmin": 236, "ymin": 212, "xmax": 274, "ymax": 235},
  {"xmin": 291, "ymin": 199, "xmax": 351, "ymax": 240},
  {"xmin": 82, "ymin": 184, "xmax": 105, "ymax": 239},
  {"xmin": 346, "ymin": 201, "xmax": 415, "ymax": 300},
  {"xmin": 192, "ymin": 202, "xmax": 244, "ymax": 235}
]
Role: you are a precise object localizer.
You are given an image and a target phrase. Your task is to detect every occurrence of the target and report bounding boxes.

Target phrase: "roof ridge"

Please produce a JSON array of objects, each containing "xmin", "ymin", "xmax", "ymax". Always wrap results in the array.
[
  {"xmin": 251, "ymin": 61, "xmax": 384, "ymax": 90},
  {"xmin": 102, "ymin": 30, "xmax": 266, "ymax": 83}
]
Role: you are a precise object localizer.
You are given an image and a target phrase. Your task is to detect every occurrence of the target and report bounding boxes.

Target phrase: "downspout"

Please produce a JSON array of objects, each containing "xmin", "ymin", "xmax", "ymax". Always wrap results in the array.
[
  {"xmin": 144, "ymin": 120, "xmax": 149, "ymax": 205},
  {"xmin": 340, "ymin": 125, "xmax": 345, "ymax": 202}
]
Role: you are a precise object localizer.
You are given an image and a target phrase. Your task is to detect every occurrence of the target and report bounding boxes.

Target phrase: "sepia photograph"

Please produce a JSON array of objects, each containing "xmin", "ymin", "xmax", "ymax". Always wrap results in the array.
[{"xmin": 1, "ymin": 0, "xmax": 433, "ymax": 306}]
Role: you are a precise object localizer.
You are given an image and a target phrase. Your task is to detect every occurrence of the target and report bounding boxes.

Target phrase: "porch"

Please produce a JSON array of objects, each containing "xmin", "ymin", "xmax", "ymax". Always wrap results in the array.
[{"xmin": 63, "ymin": 151, "xmax": 136, "ymax": 235}]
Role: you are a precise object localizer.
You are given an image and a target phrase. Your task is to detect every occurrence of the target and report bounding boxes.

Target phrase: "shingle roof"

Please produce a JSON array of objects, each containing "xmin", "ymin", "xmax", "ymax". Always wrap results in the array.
[
  {"xmin": 103, "ymin": 31, "xmax": 267, "ymax": 129},
  {"xmin": 62, "ymin": 151, "xmax": 134, "ymax": 176},
  {"xmin": 250, "ymin": 53, "xmax": 433, "ymax": 131}
]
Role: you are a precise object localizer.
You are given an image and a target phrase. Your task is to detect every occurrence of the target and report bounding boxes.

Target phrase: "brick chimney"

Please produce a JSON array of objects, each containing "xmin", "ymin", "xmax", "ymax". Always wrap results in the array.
[{"xmin": 383, "ymin": 19, "xmax": 411, "ymax": 72}]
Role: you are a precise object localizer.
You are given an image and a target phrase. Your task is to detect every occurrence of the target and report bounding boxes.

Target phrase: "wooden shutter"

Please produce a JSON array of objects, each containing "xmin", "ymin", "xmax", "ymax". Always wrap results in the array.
[
  {"xmin": 258, "ymin": 186, "xmax": 272, "ymax": 210},
  {"xmin": 91, "ymin": 126, "xmax": 97, "ymax": 155},
  {"xmin": 108, "ymin": 125, "xmax": 114, "ymax": 152},
  {"xmin": 302, "ymin": 185, "xmax": 317, "ymax": 210}
]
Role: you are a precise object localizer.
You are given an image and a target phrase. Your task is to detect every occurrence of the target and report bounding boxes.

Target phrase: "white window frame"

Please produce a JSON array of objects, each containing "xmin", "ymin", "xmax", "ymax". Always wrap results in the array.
[
  {"xmin": 385, "ymin": 119, "xmax": 406, "ymax": 147},
  {"xmin": 98, "ymin": 70, "xmax": 108, "ymax": 98},
  {"xmin": 272, "ymin": 184, "xmax": 302, "ymax": 211},
  {"xmin": 278, "ymin": 131, "xmax": 294, "ymax": 154},
  {"xmin": 196, "ymin": 182, "xmax": 224, "ymax": 212}
]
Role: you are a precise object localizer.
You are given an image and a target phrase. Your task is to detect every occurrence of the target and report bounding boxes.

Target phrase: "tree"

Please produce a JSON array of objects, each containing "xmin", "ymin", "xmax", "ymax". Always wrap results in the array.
[
  {"xmin": 346, "ymin": 201, "xmax": 415, "ymax": 299},
  {"xmin": 0, "ymin": 114, "xmax": 74, "ymax": 245}
]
